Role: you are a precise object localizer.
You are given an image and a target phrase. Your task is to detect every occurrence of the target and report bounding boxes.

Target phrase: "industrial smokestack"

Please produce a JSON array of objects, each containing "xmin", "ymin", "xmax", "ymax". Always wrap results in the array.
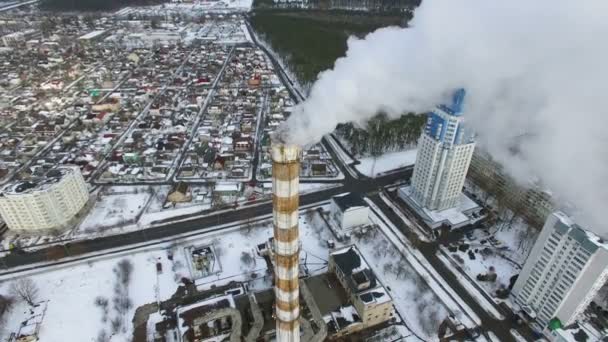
[{"xmin": 271, "ymin": 143, "xmax": 301, "ymax": 342}]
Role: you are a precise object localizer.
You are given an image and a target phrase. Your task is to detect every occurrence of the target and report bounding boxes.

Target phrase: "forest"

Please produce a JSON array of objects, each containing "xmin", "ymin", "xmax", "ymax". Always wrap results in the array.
[
  {"xmin": 250, "ymin": 11, "xmax": 405, "ymax": 85},
  {"xmin": 335, "ymin": 113, "xmax": 425, "ymax": 157}
]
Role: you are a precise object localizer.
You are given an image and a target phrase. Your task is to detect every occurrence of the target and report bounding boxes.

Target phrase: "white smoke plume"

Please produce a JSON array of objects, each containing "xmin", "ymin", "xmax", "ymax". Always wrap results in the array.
[{"xmin": 282, "ymin": 0, "xmax": 608, "ymax": 234}]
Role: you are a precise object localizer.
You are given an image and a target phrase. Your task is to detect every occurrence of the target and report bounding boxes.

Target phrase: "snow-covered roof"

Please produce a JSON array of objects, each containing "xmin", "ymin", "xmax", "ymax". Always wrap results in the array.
[
  {"xmin": 332, "ymin": 192, "xmax": 367, "ymax": 212},
  {"xmin": 78, "ymin": 30, "xmax": 107, "ymax": 40}
]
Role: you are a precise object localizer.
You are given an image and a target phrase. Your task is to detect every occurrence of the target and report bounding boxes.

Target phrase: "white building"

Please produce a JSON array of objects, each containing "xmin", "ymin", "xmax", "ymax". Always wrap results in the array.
[
  {"xmin": 0, "ymin": 167, "xmax": 89, "ymax": 233},
  {"xmin": 512, "ymin": 212, "xmax": 608, "ymax": 331},
  {"xmin": 123, "ymin": 31, "xmax": 183, "ymax": 49},
  {"xmin": 1, "ymin": 29, "xmax": 38, "ymax": 47},
  {"xmin": 330, "ymin": 193, "xmax": 369, "ymax": 230},
  {"xmin": 411, "ymin": 89, "xmax": 475, "ymax": 211}
]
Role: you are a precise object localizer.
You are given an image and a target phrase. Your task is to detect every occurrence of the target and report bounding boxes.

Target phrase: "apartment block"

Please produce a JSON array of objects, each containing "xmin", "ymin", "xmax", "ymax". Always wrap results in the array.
[
  {"xmin": 468, "ymin": 150, "xmax": 554, "ymax": 227},
  {"xmin": 512, "ymin": 212, "xmax": 608, "ymax": 330},
  {"xmin": 0, "ymin": 166, "xmax": 89, "ymax": 232}
]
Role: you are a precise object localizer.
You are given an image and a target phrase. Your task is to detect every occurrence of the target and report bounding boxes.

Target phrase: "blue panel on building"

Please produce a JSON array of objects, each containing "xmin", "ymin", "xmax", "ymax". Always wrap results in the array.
[{"xmin": 426, "ymin": 112, "xmax": 446, "ymax": 141}]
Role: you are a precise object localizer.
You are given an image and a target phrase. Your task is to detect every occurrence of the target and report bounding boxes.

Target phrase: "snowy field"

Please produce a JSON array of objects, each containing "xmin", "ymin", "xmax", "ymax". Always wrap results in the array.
[
  {"xmin": 0, "ymin": 247, "xmax": 185, "ymax": 341},
  {"xmin": 356, "ymin": 149, "xmax": 417, "ymax": 177},
  {"xmin": 78, "ymin": 188, "xmax": 153, "ymax": 233}
]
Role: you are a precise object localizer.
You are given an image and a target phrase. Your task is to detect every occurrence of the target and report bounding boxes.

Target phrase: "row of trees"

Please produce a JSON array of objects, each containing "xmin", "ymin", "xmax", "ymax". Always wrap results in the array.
[
  {"xmin": 335, "ymin": 112, "xmax": 425, "ymax": 157},
  {"xmin": 95, "ymin": 259, "xmax": 134, "ymax": 341}
]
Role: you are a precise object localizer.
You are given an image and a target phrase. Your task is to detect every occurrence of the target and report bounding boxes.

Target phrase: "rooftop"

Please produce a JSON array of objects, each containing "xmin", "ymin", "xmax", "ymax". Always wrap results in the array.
[
  {"xmin": 0, "ymin": 166, "xmax": 77, "ymax": 196},
  {"xmin": 332, "ymin": 192, "xmax": 367, "ymax": 212},
  {"xmin": 330, "ymin": 246, "xmax": 378, "ymax": 294},
  {"xmin": 552, "ymin": 211, "xmax": 608, "ymax": 252}
]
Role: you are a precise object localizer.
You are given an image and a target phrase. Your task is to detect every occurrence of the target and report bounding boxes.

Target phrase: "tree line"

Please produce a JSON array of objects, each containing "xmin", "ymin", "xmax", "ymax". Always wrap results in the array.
[{"xmin": 335, "ymin": 112, "xmax": 425, "ymax": 157}]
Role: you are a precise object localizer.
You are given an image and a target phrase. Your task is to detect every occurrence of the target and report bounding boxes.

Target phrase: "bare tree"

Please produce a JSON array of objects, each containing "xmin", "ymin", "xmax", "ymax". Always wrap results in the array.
[
  {"xmin": 383, "ymin": 262, "xmax": 394, "ymax": 275},
  {"xmin": 0, "ymin": 294, "xmax": 14, "ymax": 331},
  {"xmin": 115, "ymin": 259, "xmax": 134, "ymax": 287},
  {"xmin": 212, "ymin": 239, "xmax": 223, "ymax": 257},
  {"xmin": 304, "ymin": 209, "xmax": 316, "ymax": 224},
  {"xmin": 96, "ymin": 329, "xmax": 109, "ymax": 342},
  {"xmin": 94, "ymin": 296, "xmax": 109, "ymax": 322},
  {"xmin": 10, "ymin": 278, "xmax": 39, "ymax": 306},
  {"xmin": 110, "ymin": 316, "xmax": 123, "ymax": 334},
  {"xmin": 240, "ymin": 252, "xmax": 254, "ymax": 267}
]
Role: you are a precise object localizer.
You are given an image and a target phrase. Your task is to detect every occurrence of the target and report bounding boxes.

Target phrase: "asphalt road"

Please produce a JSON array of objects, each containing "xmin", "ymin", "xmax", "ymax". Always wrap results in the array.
[{"xmin": 0, "ymin": 168, "xmax": 412, "ymax": 272}]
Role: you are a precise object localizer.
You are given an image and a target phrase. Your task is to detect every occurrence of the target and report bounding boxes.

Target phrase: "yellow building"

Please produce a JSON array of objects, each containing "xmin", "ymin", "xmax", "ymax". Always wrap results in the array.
[{"xmin": 327, "ymin": 246, "xmax": 394, "ymax": 337}]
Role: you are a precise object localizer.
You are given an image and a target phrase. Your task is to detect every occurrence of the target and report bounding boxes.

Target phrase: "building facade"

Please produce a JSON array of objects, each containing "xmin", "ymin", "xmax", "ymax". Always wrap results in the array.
[
  {"xmin": 411, "ymin": 89, "xmax": 476, "ymax": 211},
  {"xmin": 0, "ymin": 167, "xmax": 89, "ymax": 232},
  {"xmin": 330, "ymin": 193, "xmax": 369, "ymax": 231},
  {"xmin": 512, "ymin": 212, "xmax": 608, "ymax": 330},
  {"xmin": 468, "ymin": 150, "xmax": 554, "ymax": 227},
  {"xmin": 328, "ymin": 246, "xmax": 393, "ymax": 337}
]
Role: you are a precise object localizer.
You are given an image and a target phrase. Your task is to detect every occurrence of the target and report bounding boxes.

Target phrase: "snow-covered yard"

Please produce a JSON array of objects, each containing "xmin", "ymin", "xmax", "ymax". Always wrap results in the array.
[
  {"xmin": 78, "ymin": 188, "xmax": 153, "ymax": 233},
  {"xmin": 352, "ymin": 228, "xmax": 448, "ymax": 340},
  {"xmin": 0, "ymin": 246, "xmax": 187, "ymax": 341},
  {"xmin": 445, "ymin": 218, "xmax": 538, "ymax": 297},
  {"xmin": 355, "ymin": 149, "xmax": 417, "ymax": 177}
]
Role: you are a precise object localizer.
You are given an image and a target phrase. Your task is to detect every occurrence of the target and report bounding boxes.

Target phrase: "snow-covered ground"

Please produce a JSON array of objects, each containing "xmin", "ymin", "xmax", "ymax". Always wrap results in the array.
[
  {"xmin": 440, "ymin": 215, "xmax": 538, "ymax": 314},
  {"xmin": 0, "ymin": 246, "xmax": 186, "ymax": 341},
  {"xmin": 365, "ymin": 198, "xmax": 482, "ymax": 330},
  {"xmin": 352, "ymin": 228, "xmax": 448, "ymax": 339},
  {"xmin": 78, "ymin": 188, "xmax": 153, "ymax": 233},
  {"xmin": 356, "ymin": 149, "xmax": 417, "ymax": 177},
  {"xmin": 0, "ymin": 200, "xmax": 454, "ymax": 341}
]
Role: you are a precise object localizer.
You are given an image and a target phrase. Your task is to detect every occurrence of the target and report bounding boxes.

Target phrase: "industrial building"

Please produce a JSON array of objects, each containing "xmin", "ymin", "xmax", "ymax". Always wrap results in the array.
[
  {"xmin": 410, "ymin": 88, "xmax": 476, "ymax": 211},
  {"xmin": 512, "ymin": 212, "xmax": 608, "ymax": 331},
  {"xmin": 330, "ymin": 192, "xmax": 369, "ymax": 231},
  {"xmin": 0, "ymin": 166, "xmax": 89, "ymax": 233}
]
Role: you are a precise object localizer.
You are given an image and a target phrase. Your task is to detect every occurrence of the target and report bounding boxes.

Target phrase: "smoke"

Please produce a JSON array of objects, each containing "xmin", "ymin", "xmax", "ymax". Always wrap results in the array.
[{"xmin": 282, "ymin": 0, "xmax": 608, "ymax": 234}]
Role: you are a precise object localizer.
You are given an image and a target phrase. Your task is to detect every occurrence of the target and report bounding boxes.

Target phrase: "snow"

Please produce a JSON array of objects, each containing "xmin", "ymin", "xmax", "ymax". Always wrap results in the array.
[
  {"xmin": 492, "ymin": 220, "xmax": 539, "ymax": 265},
  {"xmin": 378, "ymin": 192, "xmax": 431, "ymax": 242},
  {"xmin": 0, "ymin": 246, "xmax": 188, "ymax": 342},
  {"xmin": 1, "ymin": 199, "xmax": 460, "ymax": 342},
  {"xmin": 364, "ymin": 198, "xmax": 482, "ymax": 330},
  {"xmin": 78, "ymin": 188, "xmax": 152, "ymax": 233},
  {"xmin": 398, "ymin": 185, "xmax": 480, "ymax": 228},
  {"xmin": 436, "ymin": 252, "xmax": 505, "ymax": 320},
  {"xmin": 356, "ymin": 149, "xmax": 417, "ymax": 177},
  {"xmin": 511, "ymin": 329, "xmax": 528, "ymax": 342},
  {"xmin": 339, "ymin": 305, "xmax": 357, "ymax": 322},
  {"xmin": 352, "ymin": 225, "xmax": 449, "ymax": 340}
]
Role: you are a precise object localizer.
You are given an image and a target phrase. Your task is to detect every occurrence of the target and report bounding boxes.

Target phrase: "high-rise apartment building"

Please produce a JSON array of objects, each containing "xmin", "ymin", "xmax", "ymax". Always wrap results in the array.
[
  {"xmin": 0, "ymin": 166, "xmax": 89, "ymax": 233},
  {"xmin": 411, "ymin": 89, "xmax": 476, "ymax": 211},
  {"xmin": 512, "ymin": 212, "xmax": 608, "ymax": 330},
  {"xmin": 468, "ymin": 149, "xmax": 554, "ymax": 227}
]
